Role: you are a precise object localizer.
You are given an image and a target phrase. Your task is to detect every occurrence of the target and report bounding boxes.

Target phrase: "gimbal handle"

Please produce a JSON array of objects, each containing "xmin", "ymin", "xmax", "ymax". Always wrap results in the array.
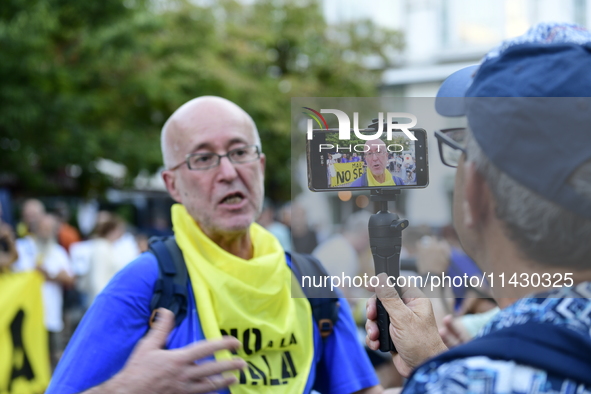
[{"xmin": 369, "ymin": 190, "xmax": 408, "ymax": 353}]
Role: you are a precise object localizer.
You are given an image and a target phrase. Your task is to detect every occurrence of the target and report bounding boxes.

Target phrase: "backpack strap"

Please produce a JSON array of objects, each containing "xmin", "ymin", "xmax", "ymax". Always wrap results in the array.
[
  {"xmin": 148, "ymin": 236, "xmax": 188, "ymax": 328},
  {"xmin": 408, "ymin": 321, "xmax": 591, "ymax": 386},
  {"xmin": 289, "ymin": 252, "xmax": 340, "ymax": 339}
]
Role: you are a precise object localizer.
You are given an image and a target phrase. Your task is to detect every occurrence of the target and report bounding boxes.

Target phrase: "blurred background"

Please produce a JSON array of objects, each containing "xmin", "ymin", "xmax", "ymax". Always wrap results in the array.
[
  {"xmin": 2, "ymin": 0, "xmax": 588, "ymax": 230},
  {"xmin": 1, "ymin": 0, "xmax": 590, "ymax": 390},
  {"xmin": 2, "ymin": 0, "xmax": 589, "ymax": 228}
]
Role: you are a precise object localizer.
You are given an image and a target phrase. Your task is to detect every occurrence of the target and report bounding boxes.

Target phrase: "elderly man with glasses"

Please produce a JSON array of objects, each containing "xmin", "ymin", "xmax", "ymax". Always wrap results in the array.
[
  {"xmin": 351, "ymin": 139, "xmax": 406, "ymax": 187},
  {"xmin": 366, "ymin": 22, "xmax": 591, "ymax": 393},
  {"xmin": 48, "ymin": 96, "xmax": 381, "ymax": 394}
]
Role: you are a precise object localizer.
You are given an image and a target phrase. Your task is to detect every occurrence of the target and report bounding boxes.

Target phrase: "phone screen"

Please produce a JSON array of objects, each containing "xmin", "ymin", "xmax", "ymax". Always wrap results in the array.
[{"xmin": 307, "ymin": 128, "xmax": 428, "ymax": 191}]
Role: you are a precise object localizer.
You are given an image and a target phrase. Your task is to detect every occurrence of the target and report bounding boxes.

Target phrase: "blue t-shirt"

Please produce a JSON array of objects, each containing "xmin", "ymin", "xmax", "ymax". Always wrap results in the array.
[{"xmin": 47, "ymin": 253, "xmax": 378, "ymax": 394}]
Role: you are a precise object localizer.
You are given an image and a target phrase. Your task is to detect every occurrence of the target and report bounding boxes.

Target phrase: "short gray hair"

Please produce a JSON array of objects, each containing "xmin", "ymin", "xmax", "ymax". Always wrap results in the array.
[
  {"xmin": 160, "ymin": 97, "xmax": 262, "ymax": 169},
  {"xmin": 465, "ymin": 130, "xmax": 591, "ymax": 269}
]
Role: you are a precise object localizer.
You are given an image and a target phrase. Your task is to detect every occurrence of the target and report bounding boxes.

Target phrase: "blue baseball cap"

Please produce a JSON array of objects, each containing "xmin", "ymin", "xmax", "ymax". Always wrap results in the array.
[{"xmin": 435, "ymin": 22, "xmax": 591, "ymax": 220}]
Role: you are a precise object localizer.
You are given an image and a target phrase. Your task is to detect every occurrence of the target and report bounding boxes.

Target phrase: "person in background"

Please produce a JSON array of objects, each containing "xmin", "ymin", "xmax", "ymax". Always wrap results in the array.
[
  {"xmin": 438, "ymin": 306, "xmax": 500, "ymax": 349},
  {"xmin": 404, "ymin": 169, "xmax": 415, "ymax": 185},
  {"xmin": 69, "ymin": 211, "xmax": 140, "ymax": 314},
  {"xmin": 54, "ymin": 201, "xmax": 84, "ymax": 347},
  {"xmin": 54, "ymin": 201, "xmax": 81, "ymax": 254},
  {"xmin": 134, "ymin": 232, "xmax": 150, "ymax": 253},
  {"xmin": 16, "ymin": 198, "xmax": 45, "ymax": 238},
  {"xmin": 313, "ymin": 209, "xmax": 403, "ymax": 389},
  {"xmin": 257, "ymin": 198, "xmax": 292, "ymax": 252},
  {"xmin": 288, "ymin": 202, "xmax": 318, "ymax": 254},
  {"xmin": 86, "ymin": 213, "xmax": 127, "ymax": 306},
  {"xmin": 312, "ymin": 209, "xmax": 372, "ymax": 297},
  {"xmin": 94, "ymin": 211, "xmax": 140, "ymax": 273},
  {"xmin": 144, "ymin": 214, "xmax": 174, "ymax": 238},
  {"xmin": 13, "ymin": 213, "xmax": 74, "ymax": 369},
  {"xmin": 414, "ymin": 226, "xmax": 499, "ymax": 352},
  {"xmin": 0, "ymin": 203, "xmax": 18, "ymax": 271},
  {"xmin": 327, "ymin": 152, "xmax": 337, "ymax": 186}
]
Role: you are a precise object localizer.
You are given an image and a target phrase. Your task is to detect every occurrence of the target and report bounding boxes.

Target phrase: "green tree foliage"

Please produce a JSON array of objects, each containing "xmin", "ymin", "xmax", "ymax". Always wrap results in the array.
[{"xmin": 0, "ymin": 0, "xmax": 403, "ymax": 201}]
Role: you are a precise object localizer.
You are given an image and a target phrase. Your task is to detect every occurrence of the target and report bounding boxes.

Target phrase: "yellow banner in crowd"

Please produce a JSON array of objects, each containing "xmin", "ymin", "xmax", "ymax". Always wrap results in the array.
[
  {"xmin": 330, "ymin": 161, "xmax": 364, "ymax": 187},
  {"xmin": 0, "ymin": 271, "xmax": 50, "ymax": 394}
]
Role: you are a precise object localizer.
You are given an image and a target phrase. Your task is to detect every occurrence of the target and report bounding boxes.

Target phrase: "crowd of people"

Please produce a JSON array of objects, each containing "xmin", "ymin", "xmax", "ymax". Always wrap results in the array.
[
  {"xmin": 0, "ymin": 197, "xmax": 321, "ymax": 362},
  {"xmin": 256, "ymin": 199, "xmax": 320, "ymax": 254},
  {"xmin": 1, "ymin": 198, "xmax": 143, "ymax": 370},
  {"xmin": 0, "ymin": 195, "xmax": 322, "ymax": 380},
  {"xmin": 1, "ymin": 191, "xmax": 497, "ymax": 391},
  {"xmin": 2, "ymin": 21, "xmax": 591, "ymax": 394}
]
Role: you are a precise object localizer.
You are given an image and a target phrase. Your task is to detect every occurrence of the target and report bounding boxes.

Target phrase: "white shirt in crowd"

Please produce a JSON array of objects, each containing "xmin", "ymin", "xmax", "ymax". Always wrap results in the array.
[{"xmin": 70, "ymin": 233, "xmax": 140, "ymax": 307}]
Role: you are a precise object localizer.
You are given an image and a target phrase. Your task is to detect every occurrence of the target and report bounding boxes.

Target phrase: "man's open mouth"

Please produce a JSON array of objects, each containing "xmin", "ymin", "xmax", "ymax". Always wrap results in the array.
[{"xmin": 221, "ymin": 192, "xmax": 245, "ymax": 204}]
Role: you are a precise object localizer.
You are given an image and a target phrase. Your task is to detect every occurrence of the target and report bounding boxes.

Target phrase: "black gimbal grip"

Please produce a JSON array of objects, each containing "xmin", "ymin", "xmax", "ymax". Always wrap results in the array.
[
  {"xmin": 376, "ymin": 298, "xmax": 396, "ymax": 352},
  {"xmin": 369, "ymin": 210, "xmax": 406, "ymax": 354}
]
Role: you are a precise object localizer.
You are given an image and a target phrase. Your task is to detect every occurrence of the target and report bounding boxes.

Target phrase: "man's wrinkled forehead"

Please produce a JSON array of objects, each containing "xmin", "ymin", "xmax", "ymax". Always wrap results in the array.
[{"xmin": 165, "ymin": 99, "xmax": 256, "ymax": 157}]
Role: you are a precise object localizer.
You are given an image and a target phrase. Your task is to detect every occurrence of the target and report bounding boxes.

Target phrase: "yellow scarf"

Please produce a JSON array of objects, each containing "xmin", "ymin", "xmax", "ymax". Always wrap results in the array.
[
  {"xmin": 171, "ymin": 204, "xmax": 313, "ymax": 393},
  {"xmin": 367, "ymin": 167, "xmax": 397, "ymax": 186}
]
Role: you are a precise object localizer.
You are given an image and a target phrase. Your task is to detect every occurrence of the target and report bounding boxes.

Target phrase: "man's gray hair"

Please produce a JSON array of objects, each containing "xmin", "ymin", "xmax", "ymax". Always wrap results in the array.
[
  {"xmin": 160, "ymin": 97, "xmax": 262, "ymax": 169},
  {"xmin": 465, "ymin": 130, "xmax": 591, "ymax": 269}
]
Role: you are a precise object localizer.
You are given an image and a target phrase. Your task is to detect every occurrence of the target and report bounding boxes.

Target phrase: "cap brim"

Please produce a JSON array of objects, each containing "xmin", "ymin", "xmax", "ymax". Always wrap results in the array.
[{"xmin": 435, "ymin": 65, "xmax": 479, "ymax": 117}]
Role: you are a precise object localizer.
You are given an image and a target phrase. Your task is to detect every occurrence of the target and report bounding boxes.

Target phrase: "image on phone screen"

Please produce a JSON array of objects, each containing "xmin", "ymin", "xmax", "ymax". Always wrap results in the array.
[{"xmin": 307, "ymin": 128, "xmax": 429, "ymax": 192}]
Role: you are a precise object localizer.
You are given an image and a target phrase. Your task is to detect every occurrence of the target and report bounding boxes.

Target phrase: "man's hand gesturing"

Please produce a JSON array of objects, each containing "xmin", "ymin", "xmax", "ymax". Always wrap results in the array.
[{"xmin": 89, "ymin": 308, "xmax": 246, "ymax": 394}]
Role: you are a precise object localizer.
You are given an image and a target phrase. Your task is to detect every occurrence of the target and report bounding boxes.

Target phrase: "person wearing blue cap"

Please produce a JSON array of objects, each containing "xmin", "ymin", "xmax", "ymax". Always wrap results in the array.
[{"xmin": 366, "ymin": 22, "xmax": 591, "ymax": 393}]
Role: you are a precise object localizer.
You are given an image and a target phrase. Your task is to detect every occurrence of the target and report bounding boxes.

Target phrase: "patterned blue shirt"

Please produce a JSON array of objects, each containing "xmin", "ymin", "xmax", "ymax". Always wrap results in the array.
[{"xmin": 404, "ymin": 282, "xmax": 591, "ymax": 393}]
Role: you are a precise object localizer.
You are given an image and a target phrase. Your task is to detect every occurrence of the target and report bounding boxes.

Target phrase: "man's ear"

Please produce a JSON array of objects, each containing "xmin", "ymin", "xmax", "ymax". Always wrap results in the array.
[
  {"xmin": 462, "ymin": 161, "xmax": 492, "ymax": 229},
  {"xmin": 162, "ymin": 170, "xmax": 182, "ymax": 203},
  {"xmin": 259, "ymin": 153, "xmax": 266, "ymax": 178}
]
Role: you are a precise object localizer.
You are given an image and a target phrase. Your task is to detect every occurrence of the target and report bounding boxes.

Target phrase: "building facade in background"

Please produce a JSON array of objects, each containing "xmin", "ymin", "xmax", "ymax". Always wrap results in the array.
[{"xmin": 299, "ymin": 0, "xmax": 591, "ymax": 233}]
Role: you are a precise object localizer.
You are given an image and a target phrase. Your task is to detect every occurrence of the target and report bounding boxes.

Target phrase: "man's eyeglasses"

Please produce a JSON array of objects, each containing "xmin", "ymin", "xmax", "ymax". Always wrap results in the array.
[
  {"xmin": 169, "ymin": 145, "xmax": 260, "ymax": 171},
  {"xmin": 434, "ymin": 128, "xmax": 467, "ymax": 168}
]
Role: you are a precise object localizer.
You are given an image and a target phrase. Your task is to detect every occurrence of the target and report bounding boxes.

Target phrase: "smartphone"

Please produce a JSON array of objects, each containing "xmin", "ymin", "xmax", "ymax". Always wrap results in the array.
[{"xmin": 307, "ymin": 128, "xmax": 429, "ymax": 191}]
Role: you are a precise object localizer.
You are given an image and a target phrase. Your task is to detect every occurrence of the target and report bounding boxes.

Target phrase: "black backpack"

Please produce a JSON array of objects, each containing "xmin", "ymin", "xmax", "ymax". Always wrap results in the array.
[{"xmin": 147, "ymin": 237, "xmax": 340, "ymax": 339}]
